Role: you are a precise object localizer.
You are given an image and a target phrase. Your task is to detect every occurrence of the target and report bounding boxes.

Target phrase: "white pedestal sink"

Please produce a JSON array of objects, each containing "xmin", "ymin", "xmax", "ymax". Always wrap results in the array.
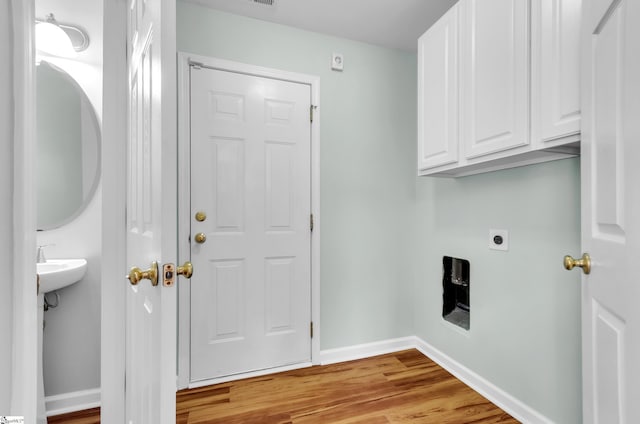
[
  {"xmin": 38, "ymin": 258, "xmax": 87, "ymax": 293},
  {"xmin": 36, "ymin": 258, "xmax": 87, "ymax": 424}
]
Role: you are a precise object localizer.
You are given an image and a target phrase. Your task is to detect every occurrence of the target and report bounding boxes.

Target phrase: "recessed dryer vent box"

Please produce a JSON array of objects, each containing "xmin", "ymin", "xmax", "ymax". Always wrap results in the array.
[{"xmin": 442, "ymin": 256, "xmax": 470, "ymax": 330}]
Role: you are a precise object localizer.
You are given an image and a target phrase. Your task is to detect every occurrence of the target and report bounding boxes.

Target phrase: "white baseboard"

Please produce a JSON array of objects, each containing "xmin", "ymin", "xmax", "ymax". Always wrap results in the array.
[
  {"xmin": 45, "ymin": 388, "xmax": 100, "ymax": 417},
  {"xmin": 413, "ymin": 337, "xmax": 553, "ymax": 424},
  {"xmin": 188, "ymin": 336, "xmax": 415, "ymax": 388},
  {"xmin": 319, "ymin": 336, "xmax": 416, "ymax": 365}
]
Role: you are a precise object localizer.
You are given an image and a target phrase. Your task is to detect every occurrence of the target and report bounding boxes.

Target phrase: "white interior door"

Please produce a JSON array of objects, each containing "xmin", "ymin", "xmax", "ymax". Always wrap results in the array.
[
  {"xmin": 125, "ymin": 0, "xmax": 177, "ymax": 421},
  {"xmin": 189, "ymin": 66, "xmax": 312, "ymax": 381},
  {"xmin": 578, "ymin": 0, "xmax": 640, "ymax": 422}
]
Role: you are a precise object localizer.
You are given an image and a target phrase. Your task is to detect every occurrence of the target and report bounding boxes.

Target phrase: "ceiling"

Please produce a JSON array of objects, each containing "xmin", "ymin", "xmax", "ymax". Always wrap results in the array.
[
  {"xmin": 34, "ymin": 0, "xmax": 458, "ymax": 64},
  {"xmin": 183, "ymin": 0, "xmax": 458, "ymax": 51}
]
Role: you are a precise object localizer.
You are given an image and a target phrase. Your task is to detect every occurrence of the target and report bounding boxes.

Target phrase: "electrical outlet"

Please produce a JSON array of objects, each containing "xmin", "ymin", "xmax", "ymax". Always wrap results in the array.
[
  {"xmin": 489, "ymin": 229, "xmax": 509, "ymax": 251},
  {"xmin": 332, "ymin": 53, "xmax": 344, "ymax": 71}
]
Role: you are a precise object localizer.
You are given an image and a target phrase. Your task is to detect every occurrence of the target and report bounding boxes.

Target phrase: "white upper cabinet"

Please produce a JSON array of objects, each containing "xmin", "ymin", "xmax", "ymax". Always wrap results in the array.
[
  {"xmin": 531, "ymin": 0, "xmax": 582, "ymax": 147},
  {"xmin": 417, "ymin": 3, "xmax": 459, "ymax": 170},
  {"xmin": 460, "ymin": 0, "xmax": 530, "ymax": 159},
  {"xmin": 418, "ymin": 0, "xmax": 582, "ymax": 177}
]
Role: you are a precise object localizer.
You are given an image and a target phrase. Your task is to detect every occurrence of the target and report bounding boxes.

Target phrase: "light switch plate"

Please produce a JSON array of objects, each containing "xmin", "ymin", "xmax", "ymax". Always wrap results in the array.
[
  {"xmin": 332, "ymin": 53, "xmax": 344, "ymax": 71},
  {"xmin": 489, "ymin": 229, "xmax": 509, "ymax": 251}
]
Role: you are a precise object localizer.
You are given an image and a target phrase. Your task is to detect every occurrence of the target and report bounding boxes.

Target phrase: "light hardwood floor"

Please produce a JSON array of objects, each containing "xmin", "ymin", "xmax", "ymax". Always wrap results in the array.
[{"xmin": 49, "ymin": 349, "xmax": 519, "ymax": 423}]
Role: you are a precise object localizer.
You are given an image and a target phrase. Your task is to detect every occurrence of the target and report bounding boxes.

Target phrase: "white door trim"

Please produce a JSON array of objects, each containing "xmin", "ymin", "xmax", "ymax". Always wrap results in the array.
[
  {"xmin": 10, "ymin": 0, "xmax": 38, "ymax": 419},
  {"xmin": 100, "ymin": 0, "xmax": 127, "ymax": 421},
  {"xmin": 177, "ymin": 53, "xmax": 321, "ymax": 388}
]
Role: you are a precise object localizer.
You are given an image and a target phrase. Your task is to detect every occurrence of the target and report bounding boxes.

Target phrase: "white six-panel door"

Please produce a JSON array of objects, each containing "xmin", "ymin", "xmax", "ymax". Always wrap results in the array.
[
  {"xmin": 580, "ymin": 0, "xmax": 640, "ymax": 422},
  {"xmin": 125, "ymin": 0, "xmax": 177, "ymax": 421},
  {"xmin": 189, "ymin": 66, "xmax": 312, "ymax": 381}
]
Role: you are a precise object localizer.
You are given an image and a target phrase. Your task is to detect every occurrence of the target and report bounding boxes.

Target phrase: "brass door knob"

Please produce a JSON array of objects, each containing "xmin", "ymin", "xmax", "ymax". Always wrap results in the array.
[
  {"xmin": 563, "ymin": 253, "xmax": 591, "ymax": 275},
  {"xmin": 177, "ymin": 261, "xmax": 193, "ymax": 279},
  {"xmin": 127, "ymin": 261, "xmax": 159, "ymax": 286},
  {"xmin": 194, "ymin": 232, "xmax": 206, "ymax": 244},
  {"xmin": 195, "ymin": 211, "xmax": 207, "ymax": 222}
]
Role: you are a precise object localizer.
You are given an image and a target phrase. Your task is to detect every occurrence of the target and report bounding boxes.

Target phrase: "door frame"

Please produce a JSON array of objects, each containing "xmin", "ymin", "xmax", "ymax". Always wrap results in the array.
[
  {"xmin": 9, "ymin": 0, "xmax": 38, "ymax": 418},
  {"xmin": 100, "ymin": 0, "xmax": 128, "ymax": 421},
  {"xmin": 176, "ymin": 53, "xmax": 321, "ymax": 388}
]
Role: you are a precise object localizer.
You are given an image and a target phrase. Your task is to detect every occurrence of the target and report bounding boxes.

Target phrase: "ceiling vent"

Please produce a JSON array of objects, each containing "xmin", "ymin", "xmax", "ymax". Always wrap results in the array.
[{"xmin": 251, "ymin": 0, "xmax": 275, "ymax": 5}]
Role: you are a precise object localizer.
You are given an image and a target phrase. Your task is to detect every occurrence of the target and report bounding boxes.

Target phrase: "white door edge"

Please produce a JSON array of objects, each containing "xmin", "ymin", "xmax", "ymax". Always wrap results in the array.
[
  {"xmin": 100, "ymin": 0, "xmax": 127, "ymax": 421},
  {"xmin": 187, "ymin": 362, "xmax": 314, "ymax": 390},
  {"xmin": 176, "ymin": 52, "xmax": 321, "ymax": 388},
  {"xmin": 10, "ymin": 0, "xmax": 38, "ymax": 419}
]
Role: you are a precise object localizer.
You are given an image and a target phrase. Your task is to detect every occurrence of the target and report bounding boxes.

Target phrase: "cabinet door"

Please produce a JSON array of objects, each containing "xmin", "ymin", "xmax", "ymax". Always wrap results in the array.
[
  {"xmin": 417, "ymin": 3, "xmax": 459, "ymax": 172},
  {"xmin": 532, "ymin": 0, "xmax": 581, "ymax": 145},
  {"xmin": 460, "ymin": 0, "xmax": 529, "ymax": 159}
]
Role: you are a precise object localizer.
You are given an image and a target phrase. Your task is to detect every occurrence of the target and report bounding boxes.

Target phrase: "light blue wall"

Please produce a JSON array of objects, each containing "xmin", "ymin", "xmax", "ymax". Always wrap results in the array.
[
  {"xmin": 178, "ymin": 3, "xmax": 582, "ymax": 422},
  {"xmin": 177, "ymin": 2, "xmax": 417, "ymax": 348},
  {"xmin": 414, "ymin": 159, "xmax": 582, "ymax": 423}
]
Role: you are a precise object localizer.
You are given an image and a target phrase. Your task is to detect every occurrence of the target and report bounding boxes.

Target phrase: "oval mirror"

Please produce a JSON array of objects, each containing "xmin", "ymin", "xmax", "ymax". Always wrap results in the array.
[{"xmin": 36, "ymin": 60, "xmax": 101, "ymax": 230}]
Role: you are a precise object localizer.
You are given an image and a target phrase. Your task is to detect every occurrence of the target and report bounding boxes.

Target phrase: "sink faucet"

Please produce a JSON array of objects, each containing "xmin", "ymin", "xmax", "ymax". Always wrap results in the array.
[{"xmin": 36, "ymin": 245, "xmax": 48, "ymax": 263}]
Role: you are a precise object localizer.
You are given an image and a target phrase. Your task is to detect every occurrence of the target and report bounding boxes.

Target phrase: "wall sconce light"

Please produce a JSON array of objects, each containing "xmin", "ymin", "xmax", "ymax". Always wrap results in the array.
[{"xmin": 35, "ymin": 13, "xmax": 89, "ymax": 58}]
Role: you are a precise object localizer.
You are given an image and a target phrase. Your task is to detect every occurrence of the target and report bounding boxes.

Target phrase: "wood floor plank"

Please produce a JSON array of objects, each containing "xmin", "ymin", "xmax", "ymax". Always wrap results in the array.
[
  {"xmin": 179, "ymin": 350, "xmax": 519, "ymax": 424},
  {"xmin": 47, "ymin": 407, "xmax": 100, "ymax": 424},
  {"xmin": 48, "ymin": 349, "xmax": 520, "ymax": 424}
]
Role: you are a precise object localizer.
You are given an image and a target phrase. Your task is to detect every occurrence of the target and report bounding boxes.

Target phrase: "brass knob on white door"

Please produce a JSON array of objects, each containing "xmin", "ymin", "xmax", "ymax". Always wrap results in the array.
[
  {"xmin": 563, "ymin": 253, "xmax": 591, "ymax": 275},
  {"xmin": 176, "ymin": 261, "xmax": 193, "ymax": 279},
  {"xmin": 194, "ymin": 233, "xmax": 206, "ymax": 244},
  {"xmin": 195, "ymin": 211, "xmax": 207, "ymax": 222},
  {"xmin": 126, "ymin": 261, "xmax": 159, "ymax": 286}
]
